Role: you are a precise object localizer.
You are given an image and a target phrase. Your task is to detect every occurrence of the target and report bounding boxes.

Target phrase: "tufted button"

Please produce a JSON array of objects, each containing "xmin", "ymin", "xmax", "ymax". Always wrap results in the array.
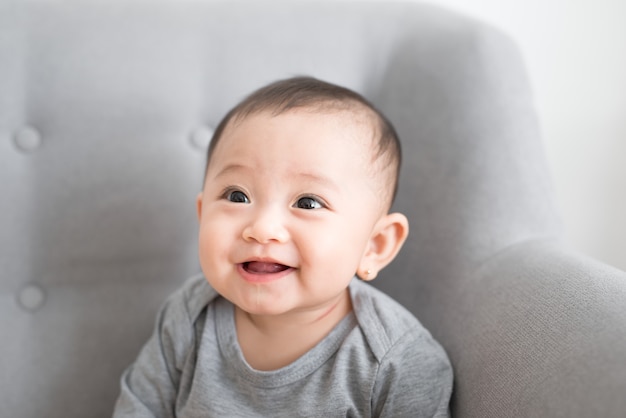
[
  {"xmin": 14, "ymin": 126, "xmax": 43, "ymax": 152},
  {"xmin": 18, "ymin": 283, "xmax": 46, "ymax": 312},
  {"xmin": 190, "ymin": 126, "xmax": 214, "ymax": 152}
]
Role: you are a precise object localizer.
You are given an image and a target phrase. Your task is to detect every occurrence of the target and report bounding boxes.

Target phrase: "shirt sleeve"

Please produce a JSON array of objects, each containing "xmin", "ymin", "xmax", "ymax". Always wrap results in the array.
[
  {"xmin": 371, "ymin": 331, "xmax": 453, "ymax": 418},
  {"xmin": 112, "ymin": 284, "xmax": 198, "ymax": 418}
]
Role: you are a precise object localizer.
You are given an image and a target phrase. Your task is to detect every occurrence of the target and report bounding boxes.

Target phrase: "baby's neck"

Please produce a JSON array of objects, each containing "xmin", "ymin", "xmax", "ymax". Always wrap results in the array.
[{"xmin": 234, "ymin": 289, "xmax": 353, "ymax": 371}]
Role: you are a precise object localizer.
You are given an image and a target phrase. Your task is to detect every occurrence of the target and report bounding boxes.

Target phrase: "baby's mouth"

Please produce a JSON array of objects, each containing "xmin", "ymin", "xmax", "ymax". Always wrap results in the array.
[{"xmin": 243, "ymin": 261, "xmax": 290, "ymax": 274}]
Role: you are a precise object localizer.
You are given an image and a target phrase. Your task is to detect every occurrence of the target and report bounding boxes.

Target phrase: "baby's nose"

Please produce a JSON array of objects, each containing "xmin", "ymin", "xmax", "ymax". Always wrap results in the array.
[{"xmin": 242, "ymin": 207, "xmax": 289, "ymax": 244}]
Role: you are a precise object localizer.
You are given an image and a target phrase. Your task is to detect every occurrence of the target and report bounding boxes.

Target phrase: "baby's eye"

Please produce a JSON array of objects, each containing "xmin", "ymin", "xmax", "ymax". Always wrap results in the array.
[
  {"xmin": 294, "ymin": 196, "xmax": 324, "ymax": 210},
  {"xmin": 225, "ymin": 190, "xmax": 250, "ymax": 204}
]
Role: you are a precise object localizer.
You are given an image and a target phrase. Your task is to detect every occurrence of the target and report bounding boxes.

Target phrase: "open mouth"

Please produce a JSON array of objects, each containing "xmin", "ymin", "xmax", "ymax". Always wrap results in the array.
[{"xmin": 243, "ymin": 261, "xmax": 291, "ymax": 274}]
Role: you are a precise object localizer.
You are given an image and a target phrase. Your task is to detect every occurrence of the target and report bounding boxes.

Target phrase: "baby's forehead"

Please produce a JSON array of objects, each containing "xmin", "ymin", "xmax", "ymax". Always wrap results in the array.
[{"xmin": 226, "ymin": 106, "xmax": 383, "ymax": 165}]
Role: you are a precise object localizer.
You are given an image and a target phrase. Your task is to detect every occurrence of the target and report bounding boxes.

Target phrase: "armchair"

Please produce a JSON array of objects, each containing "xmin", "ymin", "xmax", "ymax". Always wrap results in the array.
[{"xmin": 2, "ymin": 1, "xmax": 625, "ymax": 416}]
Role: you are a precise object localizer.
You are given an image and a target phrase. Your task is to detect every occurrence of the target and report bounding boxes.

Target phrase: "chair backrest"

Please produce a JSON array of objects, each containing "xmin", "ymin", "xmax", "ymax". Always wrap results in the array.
[{"xmin": 4, "ymin": 1, "xmax": 607, "ymax": 417}]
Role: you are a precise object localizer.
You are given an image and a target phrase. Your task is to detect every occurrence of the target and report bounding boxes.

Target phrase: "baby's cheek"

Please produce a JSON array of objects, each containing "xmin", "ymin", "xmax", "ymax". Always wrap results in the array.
[
  {"xmin": 310, "ymin": 240, "xmax": 361, "ymax": 276},
  {"xmin": 198, "ymin": 224, "xmax": 229, "ymax": 269}
]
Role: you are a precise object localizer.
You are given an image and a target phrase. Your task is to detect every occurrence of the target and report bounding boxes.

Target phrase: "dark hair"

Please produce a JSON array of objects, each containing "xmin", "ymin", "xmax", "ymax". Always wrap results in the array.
[{"xmin": 204, "ymin": 76, "xmax": 402, "ymax": 206}]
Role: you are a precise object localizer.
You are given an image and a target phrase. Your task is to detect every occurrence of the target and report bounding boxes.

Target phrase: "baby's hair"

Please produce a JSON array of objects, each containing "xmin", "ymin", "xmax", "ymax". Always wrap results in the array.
[{"xmin": 204, "ymin": 76, "xmax": 402, "ymax": 207}]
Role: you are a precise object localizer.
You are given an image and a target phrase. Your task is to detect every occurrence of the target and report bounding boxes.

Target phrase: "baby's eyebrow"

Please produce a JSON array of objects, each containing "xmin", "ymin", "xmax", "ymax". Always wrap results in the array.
[
  {"xmin": 213, "ymin": 163, "xmax": 250, "ymax": 179},
  {"xmin": 295, "ymin": 171, "xmax": 340, "ymax": 192},
  {"xmin": 212, "ymin": 164, "xmax": 340, "ymax": 192}
]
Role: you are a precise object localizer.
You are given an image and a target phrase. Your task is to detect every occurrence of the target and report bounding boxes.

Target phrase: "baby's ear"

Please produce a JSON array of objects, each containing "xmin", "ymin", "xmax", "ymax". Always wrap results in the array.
[
  {"xmin": 358, "ymin": 212, "xmax": 409, "ymax": 281},
  {"xmin": 196, "ymin": 192, "xmax": 204, "ymax": 222}
]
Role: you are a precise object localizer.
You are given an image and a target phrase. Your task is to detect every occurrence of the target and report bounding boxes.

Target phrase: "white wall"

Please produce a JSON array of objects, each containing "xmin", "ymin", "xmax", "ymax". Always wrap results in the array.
[
  {"xmin": 337, "ymin": 0, "xmax": 626, "ymax": 269},
  {"xmin": 425, "ymin": 0, "xmax": 626, "ymax": 271}
]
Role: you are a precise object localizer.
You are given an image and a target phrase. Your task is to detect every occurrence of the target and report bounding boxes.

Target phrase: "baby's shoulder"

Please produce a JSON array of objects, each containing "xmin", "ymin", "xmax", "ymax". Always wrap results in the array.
[
  {"xmin": 162, "ymin": 273, "xmax": 220, "ymax": 325},
  {"xmin": 349, "ymin": 279, "xmax": 440, "ymax": 362},
  {"xmin": 350, "ymin": 281, "xmax": 453, "ymax": 417}
]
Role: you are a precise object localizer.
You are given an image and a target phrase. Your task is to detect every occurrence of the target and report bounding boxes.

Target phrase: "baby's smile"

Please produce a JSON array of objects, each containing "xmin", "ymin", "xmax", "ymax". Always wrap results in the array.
[
  {"xmin": 237, "ymin": 259, "xmax": 295, "ymax": 284},
  {"xmin": 242, "ymin": 261, "xmax": 291, "ymax": 274}
]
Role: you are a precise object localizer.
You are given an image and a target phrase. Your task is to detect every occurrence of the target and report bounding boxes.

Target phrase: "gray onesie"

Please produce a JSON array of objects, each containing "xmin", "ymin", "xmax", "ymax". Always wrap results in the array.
[{"xmin": 114, "ymin": 275, "xmax": 452, "ymax": 417}]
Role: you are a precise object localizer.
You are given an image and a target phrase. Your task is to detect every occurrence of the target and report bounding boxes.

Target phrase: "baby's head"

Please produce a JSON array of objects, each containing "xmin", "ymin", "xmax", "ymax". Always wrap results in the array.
[
  {"xmin": 196, "ymin": 77, "xmax": 409, "ymax": 318},
  {"xmin": 204, "ymin": 76, "xmax": 402, "ymax": 211}
]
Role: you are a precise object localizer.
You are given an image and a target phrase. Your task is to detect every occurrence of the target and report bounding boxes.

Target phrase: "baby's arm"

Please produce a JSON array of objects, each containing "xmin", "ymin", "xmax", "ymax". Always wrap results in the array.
[
  {"xmin": 113, "ymin": 285, "xmax": 197, "ymax": 418},
  {"xmin": 371, "ymin": 331, "xmax": 453, "ymax": 418}
]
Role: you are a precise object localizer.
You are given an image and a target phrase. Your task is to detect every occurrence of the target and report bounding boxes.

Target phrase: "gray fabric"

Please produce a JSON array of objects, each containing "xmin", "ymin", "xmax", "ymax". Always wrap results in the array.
[
  {"xmin": 113, "ymin": 275, "xmax": 452, "ymax": 417},
  {"xmin": 2, "ymin": 1, "xmax": 626, "ymax": 417}
]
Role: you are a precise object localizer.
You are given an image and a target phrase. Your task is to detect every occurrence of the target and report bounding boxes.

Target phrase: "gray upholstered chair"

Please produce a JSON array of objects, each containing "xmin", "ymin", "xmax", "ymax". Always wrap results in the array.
[{"xmin": 2, "ymin": 1, "xmax": 626, "ymax": 417}]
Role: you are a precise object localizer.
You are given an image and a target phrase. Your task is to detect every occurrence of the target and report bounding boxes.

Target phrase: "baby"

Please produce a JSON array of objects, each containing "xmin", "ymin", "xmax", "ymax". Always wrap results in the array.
[{"xmin": 114, "ymin": 77, "xmax": 453, "ymax": 417}]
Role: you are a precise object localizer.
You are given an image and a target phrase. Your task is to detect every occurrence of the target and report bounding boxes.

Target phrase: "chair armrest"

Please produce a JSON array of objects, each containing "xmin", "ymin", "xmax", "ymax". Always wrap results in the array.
[{"xmin": 447, "ymin": 240, "xmax": 626, "ymax": 417}]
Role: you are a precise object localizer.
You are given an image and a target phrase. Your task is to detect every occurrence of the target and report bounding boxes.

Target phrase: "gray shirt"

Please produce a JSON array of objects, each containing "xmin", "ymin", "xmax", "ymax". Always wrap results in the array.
[{"xmin": 114, "ymin": 275, "xmax": 452, "ymax": 417}]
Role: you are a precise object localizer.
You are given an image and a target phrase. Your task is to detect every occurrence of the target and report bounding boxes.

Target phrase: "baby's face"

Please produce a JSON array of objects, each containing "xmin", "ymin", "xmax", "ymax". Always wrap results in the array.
[{"xmin": 196, "ymin": 109, "xmax": 386, "ymax": 318}]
